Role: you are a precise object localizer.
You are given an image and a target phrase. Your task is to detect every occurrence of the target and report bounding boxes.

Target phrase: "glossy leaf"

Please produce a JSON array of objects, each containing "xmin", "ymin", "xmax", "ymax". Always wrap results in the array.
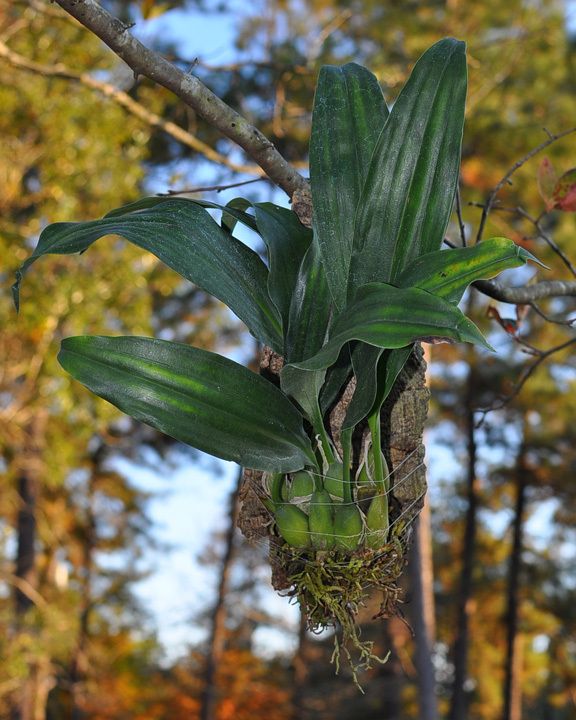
[
  {"xmin": 14, "ymin": 199, "xmax": 283, "ymax": 351},
  {"xmin": 281, "ymin": 237, "xmax": 332, "ymax": 430},
  {"xmin": 285, "ymin": 238, "xmax": 331, "ymax": 363},
  {"xmin": 254, "ymin": 203, "xmax": 312, "ymax": 327},
  {"xmin": 310, "ymin": 62, "xmax": 389, "ymax": 309},
  {"xmin": 280, "ymin": 364, "xmax": 326, "ymax": 427},
  {"xmin": 105, "ymin": 196, "xmax": 259, "ymax": 232},
  {"xmin": 58, "ymin": 336, "xmax": 316, "ymax": 472},
  {"xmin": 350, "ymin": 38, "xmax": 467, "ymax": 292},
  {"xmin": 319, "ymin": 345, "xmax": 353, "ymax": 415},
  {"xmin": 396, "ymin": 237, "xmax": 541, "ymax": 304},
  {"xmin": 294, "ymin": 283, "xmax": 492, "ymax": 371},
  {"xmin": 343, "ymin": 343, "xmax": 383, "ymax": 429}
]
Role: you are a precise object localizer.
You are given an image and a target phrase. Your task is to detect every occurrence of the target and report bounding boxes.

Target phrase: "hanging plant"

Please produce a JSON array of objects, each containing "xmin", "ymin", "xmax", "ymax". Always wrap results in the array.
[{"xmin": 14, "ymin": 38, "xmax": 540, "ymax": 679}]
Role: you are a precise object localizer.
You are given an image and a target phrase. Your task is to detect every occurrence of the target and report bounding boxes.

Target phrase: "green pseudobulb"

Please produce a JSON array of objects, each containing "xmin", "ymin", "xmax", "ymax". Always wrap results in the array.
[
  {"xmin": 309, "ymin": 489, "xmax": 335, "ymax": 550},
  {"xmin": 275, "ymin": 504, "xmax": 310, "ymax": 548},
  {"xmin": 333, "ymin": 504, "xmax": 363, "ymax": 551}
]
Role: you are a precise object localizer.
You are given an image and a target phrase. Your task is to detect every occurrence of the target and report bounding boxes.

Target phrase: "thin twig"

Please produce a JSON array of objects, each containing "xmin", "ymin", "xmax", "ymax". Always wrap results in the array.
[
  {"xmin": 455, "ymin": 187, "xmax": 467, "ymax": 246},
  {"xmin": 53, "ymin": 0, "xmax": 307, "ymax": 196},
  {"xmin": 475, "ymin": 126, "xmax": 576, "ymax": 244},
  {"xmin": 528, "ymin": 302, "xmax": 576, "ymax": 327},
  {"xmin": 0, "ymin": 39, "xmax": 266, "ymax": 177},
  {"xmin": 470, "ymin": 199, "xmax": 576, "ymax": 277},
  {"xmin": 161, "ymin": 177, "xmax": 271, "ymax": 195},
  {"xmin": 515, "ymin": 207, "xmax": 576, "ymax": 277},
  {"xmin": 478, "ymin": 336, "xmax": 576, "ymax": 418}
]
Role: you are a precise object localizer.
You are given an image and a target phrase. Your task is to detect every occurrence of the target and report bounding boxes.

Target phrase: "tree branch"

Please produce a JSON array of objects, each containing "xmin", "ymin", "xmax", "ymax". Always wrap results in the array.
[
  {"xmin": 475, "ymin": 126, "xmax": 576, "ymax": 243},
  {"xmin": 53, "ymin": 0, "xmax": 307, "ymax": 197},
  {"xmin": 0, "ymin": 38, "xmax": 266, "ymax": 178},
  {"xmin": 478, "ymin": 336, "xmax": 576, "ymax": 418},
  {"xmin": 474, "ymin": 279, "xmax": 576, "ymax": 304}
]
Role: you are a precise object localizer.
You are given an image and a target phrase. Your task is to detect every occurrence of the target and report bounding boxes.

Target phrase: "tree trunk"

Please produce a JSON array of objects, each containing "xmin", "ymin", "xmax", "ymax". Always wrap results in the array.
[
  {"xmin": 200, "ymin": 467, "xmax": 242, "ymax": 720},
  {"xmin": 69, "ymin": 451, "xmax": 101, "ymax": 720},
  {"xmin": 10, "ymin": 415, "xmax": 49, "ymax": 720},
  {"xmin": 291, "ymin": 610, "xmax": 310, "ymax": 720},
  {"xmin": 502, "ymin": 442, "xmax": 528, "ymax": 720},
  {"xmin": 449, "ymin": 358, "xmax": 478, "ymax": 720},
  {"xmin": 409, "ymin": 497, "xmax": 438, "ymax": 720}
]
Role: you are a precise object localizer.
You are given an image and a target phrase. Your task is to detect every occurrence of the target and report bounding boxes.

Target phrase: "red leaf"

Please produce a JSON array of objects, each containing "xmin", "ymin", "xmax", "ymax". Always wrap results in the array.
[
  {"xmin": 537, "ymin": 157, "xmax": 558, "ymax": 211},
  {"xmin": 552, "ymin": 167, "xmax": 576, "ymax": 212}
]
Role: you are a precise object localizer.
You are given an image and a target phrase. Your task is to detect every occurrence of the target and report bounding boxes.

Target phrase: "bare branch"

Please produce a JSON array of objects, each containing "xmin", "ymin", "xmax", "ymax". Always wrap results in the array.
[
  {"xmin": 475, "ymin": 126, "xmax": 576, "ymax": 243},
  {"xmin": 478, "ymin": 336, "xmax": 576, "ymax": 418},
  {"xmin": 0, "ymin": 39, "xmax": 266, "ymax": 177},
  {"xmin": 528, "ymin": 302, "xmax": 576, "ymax": 327},
  {"xmin": 474, "ymin": 279, "xmax": 576, "ymax": 304},
  {"xmin": 161, "ymin": 177, "xmax": 270, "ymax": 195},
  {"xmin": 455, "ymin": 187, "xmax": 467, "ymax": 246},
  {"xmin": 470, "ymin": 201, "xmax": 576, "ymax": 277},
  {"xmin": 53, "ymin": 0, "xmax": 307, "ymax": 197}
]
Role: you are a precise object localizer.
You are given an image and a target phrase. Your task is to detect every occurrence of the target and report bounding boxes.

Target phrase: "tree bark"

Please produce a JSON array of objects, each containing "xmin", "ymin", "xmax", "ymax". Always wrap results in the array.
[
  {"xmin": 409, "ymin": 497, "xmax": 438, "ymax": 720},
  {"xmin": 291, "ymin": 610, "xmax": 310, "ymax": 720},
  {"xmin": 10, "ymin": 414, "xmax": 49, "ymax": 720},
  {"xmin": 200, "ymin": 467, "xmax": 242, "ymax": 720},
  {"xmin": 502, "ymin": 442, "xmax": 528, "ymax": 720},
  {"xmin": 69, "ymin": 449, "xmax": 101, "ymax": 720},
  {"xmin": 449, "ymin": 356, "xmax": 478, "ymax": 720}
]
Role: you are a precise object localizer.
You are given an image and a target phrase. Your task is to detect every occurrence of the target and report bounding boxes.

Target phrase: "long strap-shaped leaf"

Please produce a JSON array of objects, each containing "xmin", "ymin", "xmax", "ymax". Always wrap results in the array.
[
  {"xmin": 294, "ymin": 283, "xmax": 492, "ymax": 371},
  {"xmin": 280, "ymin": 238, "xmax": 331, "ymax": 430},
  {"xmin": 59, "ymin": 336, "xmax": 316, "ymax": 473},
  {"xmin": 349, "ymin": 38, "xmax": 467, "ymax": 292},
  {"xmin": 396, "ymin": 237, "xmax": 541, "ymax": 303},
  {"xmin": 253, "ymin": 203, "xmax": 312, "ymax": 328},
  {"xmin": 14, "ymin": 199, "xmax": 283, "ymax": 351},
  {"xmin": 342, "ymin": 238, "xmax": 539, "ymax": 427},
  {"xmin": 311, "ymin": 63, "xmax": 389, "ymax": 310}
]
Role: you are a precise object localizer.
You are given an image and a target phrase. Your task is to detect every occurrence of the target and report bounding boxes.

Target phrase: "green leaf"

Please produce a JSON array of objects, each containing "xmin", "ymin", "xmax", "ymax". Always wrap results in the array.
[
  {"xmin": 310, "ymin": 62, "xmax": 389, "ymax": 310},
  {"xmin": 281, "ymin": 237, "xmax": 332, "ymax": 434},
  {"xmin": 14, "ymin": 199, "xmax": 283, "ymax": 351},
  {"xmin": 397, "ymin": 237, "xmax": 542, "ymax": 304},
  {"xmin": 105, "ymin": 196, "xmax": 259, "ymax": 233},
  {"xmin": 253, "ymin": 203, "xmax": 313, "ymax": 328},
  {"xmin": 285, "ymin": 237, "xmax": 331, "ymax": 363},
  {"xmin": 58, "ymin": 336, "xmax": 316, "ymax": 473},
  {"xmin": 294, "ymin": 283, "xmax": 492, "ymax": 371},
  {"xmin": 373, "ymin": 346, "xmax": 414, "ymax": 412},
  {"xmin": 221, "ymin": 197, "xmax": 256, "ymax": 233},
  {"xmin": 350, "ymin": 38, "xmax": 467, "ymax": 292},
  {"xmin": 343, "ymin": 343, "xmax": 383, "ymax": 429},
  {"xmin": 280, "ymin": 364, "xmax": 326, "ymax": 426},
  {"xmin": 319, "ymin": 344, "xmax": 353, "ymax": 415}
]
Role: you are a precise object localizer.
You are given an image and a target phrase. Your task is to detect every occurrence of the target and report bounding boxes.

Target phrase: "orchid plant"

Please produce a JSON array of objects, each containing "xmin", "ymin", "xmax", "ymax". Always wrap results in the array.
[{"xmin": 15, "ymin": 38, "xmax": 540, "ymax": 673}]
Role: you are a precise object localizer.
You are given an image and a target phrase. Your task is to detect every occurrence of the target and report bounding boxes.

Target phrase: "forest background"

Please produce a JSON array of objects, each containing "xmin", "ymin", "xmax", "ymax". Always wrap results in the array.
[{"xmin": 1, "ymin": 0, "xmax": 576, "ymax": 719}]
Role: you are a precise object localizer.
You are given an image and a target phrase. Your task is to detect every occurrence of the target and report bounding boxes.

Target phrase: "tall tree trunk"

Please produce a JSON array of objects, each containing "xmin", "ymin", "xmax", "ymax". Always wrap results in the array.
[
  {"xmin": 69, "ymin": 449, "xmax": 101, "ymax": 720},
  {"xmin": 200, "ymin": 467, "xmax": 242, "ymax": 720},
  {"xmin": 10, "ymin": 415, "xmax": 49, "ymax": 720},
  {"xmin": 410, "ymin": 497, "xmax": 438, "ymax": 720},
  {"xmin": 449, "ymin": 358, "xmax": 478, "ymax": 720},
  {"xmin": 503, "ymin": 442, "xmax": 528, "ymax": 720},
  {"xmin": 291, "ymin": 610, "xmax": 309, "ymax": 720},
  {"xmin": 14, "ymin": 474, "xmax": 37, "ymax": 618}
]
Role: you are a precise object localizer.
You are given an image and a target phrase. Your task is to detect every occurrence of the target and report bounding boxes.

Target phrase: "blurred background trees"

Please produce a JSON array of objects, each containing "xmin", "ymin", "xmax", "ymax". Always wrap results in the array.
[{"xmin": 1, "ymin": 0, "xmax": 575, "ymax": 718}]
